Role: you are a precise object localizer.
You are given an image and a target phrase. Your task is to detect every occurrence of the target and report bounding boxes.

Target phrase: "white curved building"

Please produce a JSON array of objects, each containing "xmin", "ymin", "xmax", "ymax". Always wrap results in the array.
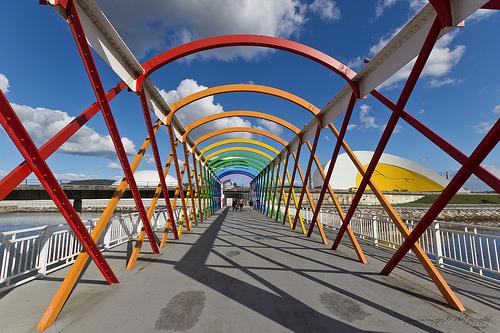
[
  {"xmin": 312, "ymin": 151, "xmax": 459, "ymax": 192},
  {"xmin": 112, "ymin": 170, "xmax": 178, "ymax": 188}
]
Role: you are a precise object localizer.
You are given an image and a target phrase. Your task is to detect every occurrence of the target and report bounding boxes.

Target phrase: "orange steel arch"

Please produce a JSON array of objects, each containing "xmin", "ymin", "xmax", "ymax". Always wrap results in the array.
[
  {"xmin": 169, "ymin": 84, "xmax": 319, "ymax": 123},
  {"xmin": 193, "ymin": 127, "xmax": 287, "ymax": 150},
  {"xmin": 182, "ymin": 111, "xmax": 300, "ymax": 141}
]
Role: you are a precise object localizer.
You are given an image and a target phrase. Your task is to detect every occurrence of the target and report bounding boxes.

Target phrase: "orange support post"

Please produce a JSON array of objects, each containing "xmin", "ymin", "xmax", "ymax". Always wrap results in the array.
[
  {"xmin": 282, "ymin": 142, "xmax": 302, "ymax": 226},
  {"xmin": 167, "ymin": 126, "xmax": 190, "ymax": 231},
  {"xmin": 182, "ymin": 141, "xmax": 198, "ymax": 226}
]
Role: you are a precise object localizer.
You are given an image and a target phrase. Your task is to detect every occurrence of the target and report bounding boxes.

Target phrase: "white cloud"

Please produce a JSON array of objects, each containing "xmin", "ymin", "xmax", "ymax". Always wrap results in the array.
[
  {"xmin": 108, "ymin": 161, "xmax": 121, "ymax": 169},
  {"xmin": 428, "ymin": 77, "xmax": 462, "ymax": 88},
  {"xmin": 485, "ymin": 164, "xmax": 500, "ymax": 178},
  {"xmin": 408, "ymin": 0, "xmax": 427, "ymax": 13},
  {"xmin": 373, "ymin": 30, "xmax": 465, "ymax": 90},
  {"xmin": 0, "ymin": 73, "xmax": 10, "ymax": 93},
  {"xmin": 219, "ymin": 156, "xmax": 242, "ymax": 160},
  {"xmin": 347, "ymin": 124, "xmax": 358, "ymax": 131},
  {"xmin": 255, "ymin": 119, "xmax": 284, "ymax": 135},
  {"xmin": 161, "ymin": 79, "xmax": 253, "ymax": 139},
  {"xmin": 393, "ymin": 123, "xmax": 402, "ymax": 133},
  {"xmin": 98, "ymin": 0, "xmax": 309, "ymax": 60},
  {"xmin": 367, "ymin": 1, "xmax": 466, "ymax": 90},
  {"xmin": 468, "ymin": 9, "xmax": 497, "ymax": 23},
  {"xmin": 11, "ymin": 103, "xmax": 136, "ymax": 158},
  {"xmin": 474, "ymin": 121, "xmax": 494, "ymax": 134},
  {"xmin": 54, "ymin": 173, "xmax": 98, "ymax": 181},
  {"xmin": 473, "ymin": 105, "xmax": 500, "ymax": 135},
  {"xmin": 371, "ymin": 0, "xmax": 427, "ymax": 20},
  {"xmin": 493, "ymin": 105, "xmax": 500, "ymax": 116},
  {"xmin": 359, "ymin": 104, "xmax": 381, "ymax": 129},
  {"xmin": 375, "ymin": 0, "xmax": 397, "ymax": 19},
  {"xmin": 417, "ymin": 108, "xmax": 425, "ymax": 114},
  {"xmin": 324, "ymin": 135, "xmax": 330, "ymax": 141},
  {"xmin": 309, "ymin": 0, "xmax": 341, "ymax": 22},
  {"xmin": 349, "ymin": 104, "xmax": 402, "ymax": 133},
  {"xmin": 347, "ymin": 56, "xmax": 364, "ymax": 70},
  {"xmin": 143, "ymin": 154, "xmax": 155, "ymax": 164},
  {"xmin": 0, "ymin": 169, "xmax": 6, "ymax": 177}
]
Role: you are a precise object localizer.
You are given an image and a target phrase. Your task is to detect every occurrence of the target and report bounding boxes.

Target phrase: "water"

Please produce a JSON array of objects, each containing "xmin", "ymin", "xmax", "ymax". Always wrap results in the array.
[{"xmin": 0, "ymin": 212, "xmax": 107, "ymax": 232}]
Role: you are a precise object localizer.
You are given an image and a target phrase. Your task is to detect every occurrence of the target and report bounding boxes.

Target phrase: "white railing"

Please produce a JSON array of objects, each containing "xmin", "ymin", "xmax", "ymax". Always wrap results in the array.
[
  {"xmin": 277, "ymin": 206, "xmax": 500, "ymax": 280},
  {"xmin": 0, "ymin": 206, "xmax": 190, "ymax": 292}
]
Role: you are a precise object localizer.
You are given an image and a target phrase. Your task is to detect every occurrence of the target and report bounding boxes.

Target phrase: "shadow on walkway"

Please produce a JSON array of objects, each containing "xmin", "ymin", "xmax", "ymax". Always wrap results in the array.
[{"xmin": 173, "ymin": 208, "xmax": 442, "ymax": 332}]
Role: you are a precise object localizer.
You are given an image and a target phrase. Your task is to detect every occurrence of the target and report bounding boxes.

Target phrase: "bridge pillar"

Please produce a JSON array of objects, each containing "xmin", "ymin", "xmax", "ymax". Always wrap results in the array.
[{"xmin": 72, "ymin": 198, "xmax": 82, "ymax": 213}]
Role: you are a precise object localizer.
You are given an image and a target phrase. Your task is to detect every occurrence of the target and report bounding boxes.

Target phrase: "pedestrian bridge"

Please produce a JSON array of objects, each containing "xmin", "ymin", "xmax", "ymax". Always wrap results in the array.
[
  {"xmin": 1, "ymin": 208, "xmax": 498, "ymax": 332},
  {"xmin": 1, "ymin": 1, "xmax": 499, "ymax": 332}
]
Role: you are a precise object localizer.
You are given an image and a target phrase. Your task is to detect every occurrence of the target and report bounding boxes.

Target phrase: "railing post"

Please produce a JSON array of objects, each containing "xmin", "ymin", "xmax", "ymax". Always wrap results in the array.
[
  {"xmin": 103, "ymin": 227, "xmax": 111, "ymax": 250},
  {"xmin": 474, "ymin": 227, "xmax": 483, "ymax": 276},
  {"xmin": 434, "ymin": 222, "xmax": 444, "ymax": 267},
  {"xmin": 38, "ymin": 227, "xmax": 51, "ymax": 276},
  {"xmin": 373, "ymin": 215, "xmax": 378, "ymax": 247}
]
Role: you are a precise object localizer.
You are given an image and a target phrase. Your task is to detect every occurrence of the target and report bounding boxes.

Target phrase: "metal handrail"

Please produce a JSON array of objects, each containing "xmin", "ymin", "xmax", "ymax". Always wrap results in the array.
[
  {"xmin": 278, "ymin": 205, "xmax": 500, "ymax": 281},
  {"xmin": 0, "ymin": 206, "xmax": 189, "ymax": 292}
]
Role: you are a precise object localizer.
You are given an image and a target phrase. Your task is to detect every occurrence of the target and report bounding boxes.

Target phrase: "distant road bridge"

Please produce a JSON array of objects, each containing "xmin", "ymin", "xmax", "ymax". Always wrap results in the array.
[{"xmin": 4, "ymin": 183, "xmax": 182, "ymax": 201}]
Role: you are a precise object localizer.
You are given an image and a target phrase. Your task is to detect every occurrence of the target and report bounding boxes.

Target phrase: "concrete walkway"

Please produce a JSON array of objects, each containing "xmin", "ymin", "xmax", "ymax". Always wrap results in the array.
[{"xmin": 0, "ymin": 208, "xmax": 499, "ymax": 332}]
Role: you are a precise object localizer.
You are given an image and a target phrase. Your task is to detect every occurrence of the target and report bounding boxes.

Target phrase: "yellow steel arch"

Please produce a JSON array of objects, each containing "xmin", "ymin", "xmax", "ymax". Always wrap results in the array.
[
  {"xmin": 200, "ymin": 138, "xmax": 280, "ymax": 156},
  {"xmin": 182, "ymin": 110, "xmax": 300, "ymax": 141},
  {"xmin": 193, "ymin": 127, "xmax": 287, "ymax": 149},
  {"xmin": 205, "ymin": 147, "xmax": 273, "ymax": 161}
]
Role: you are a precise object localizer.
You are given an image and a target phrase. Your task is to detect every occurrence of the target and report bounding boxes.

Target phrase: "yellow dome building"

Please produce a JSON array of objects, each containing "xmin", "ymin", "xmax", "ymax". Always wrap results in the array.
[{"xmin": 312, "ymin": 151, "xmax": 458, "ymax": 192}]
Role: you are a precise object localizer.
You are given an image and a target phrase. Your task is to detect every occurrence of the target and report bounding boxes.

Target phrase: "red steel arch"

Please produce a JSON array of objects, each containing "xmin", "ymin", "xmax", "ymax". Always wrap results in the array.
[{"xmin": 137, "ymin": 34, "xmax": 359, "ymax": 96}]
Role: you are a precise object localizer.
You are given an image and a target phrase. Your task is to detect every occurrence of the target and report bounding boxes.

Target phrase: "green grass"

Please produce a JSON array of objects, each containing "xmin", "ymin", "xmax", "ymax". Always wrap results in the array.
[{"xmin": 397, "ymin": 194, "xmax": 500, "ymax": 206}]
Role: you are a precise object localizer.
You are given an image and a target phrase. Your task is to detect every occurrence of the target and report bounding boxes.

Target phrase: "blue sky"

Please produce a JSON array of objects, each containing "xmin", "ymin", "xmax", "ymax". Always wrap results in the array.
[{"xmin": 0, "ymin": 1, "xmax": 498, "ymax": 190}]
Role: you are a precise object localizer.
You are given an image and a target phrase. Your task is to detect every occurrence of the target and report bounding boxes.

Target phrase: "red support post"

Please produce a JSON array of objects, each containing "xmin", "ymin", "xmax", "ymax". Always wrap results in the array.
[
  {"xmin": 332, "ymin": 18, "xmax": 442, "ymax": 250},
  {"xmin": 0, "ymin": 82, "xmax": 126, "ymax": 201},
  {"xmin": 382, "ymin": 119, "xmax": 499, "ymax": 274},
  {"xmin": 429, "ymin": 0, "xmax": 452, "ymax": 27},
  {"xmin": 293, "ymin": 123, "xmax": 321, "ymax": 230},
  {"xmin": 63, "ymin": 0, "xmax": 159, "ymax": 253},
  {"xmin": 371, "ymin": 90, "xmax": 500, "ymax": 193},
  {"xmin": 138, "ymin": 90, "xmax": 179, "ymax": 240},
  {"xmin": 0, "ymin": 90, "xmax": 118, "ymax": 284},
  {"xmin": 483, "ymin": 0, "xmax": 500, "ymax": 10}
]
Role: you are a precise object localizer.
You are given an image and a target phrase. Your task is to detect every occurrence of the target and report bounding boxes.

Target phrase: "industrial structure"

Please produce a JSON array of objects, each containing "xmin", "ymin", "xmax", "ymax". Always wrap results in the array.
[{"xmin": 0, "ymin": 0, "xmax": 499, "ymax": 331}]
